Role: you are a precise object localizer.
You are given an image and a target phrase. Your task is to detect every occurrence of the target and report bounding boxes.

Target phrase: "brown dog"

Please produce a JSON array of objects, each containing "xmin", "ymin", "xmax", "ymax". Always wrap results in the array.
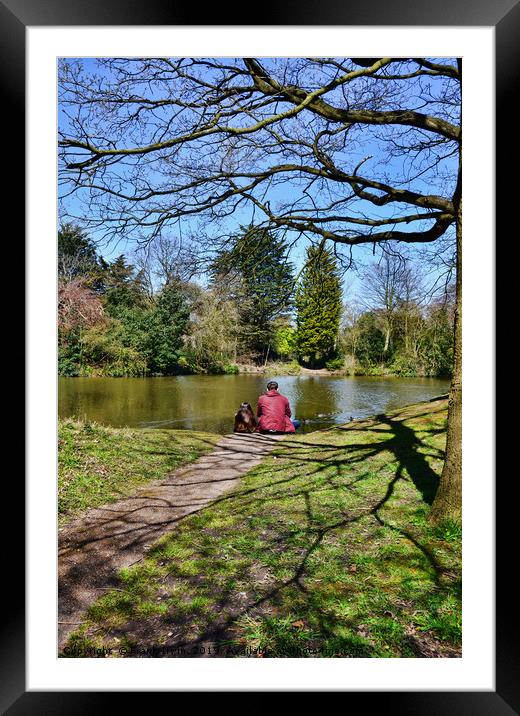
[{"xmin": 233, "ymin": 401, "xmax": 257, "ymax": 433}]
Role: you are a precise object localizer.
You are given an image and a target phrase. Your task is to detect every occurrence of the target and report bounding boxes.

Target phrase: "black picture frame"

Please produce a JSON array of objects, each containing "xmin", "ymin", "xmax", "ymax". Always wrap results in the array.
[{"xmin": 5, "ymin": 0, "xmax": 506, "ymax": 710}]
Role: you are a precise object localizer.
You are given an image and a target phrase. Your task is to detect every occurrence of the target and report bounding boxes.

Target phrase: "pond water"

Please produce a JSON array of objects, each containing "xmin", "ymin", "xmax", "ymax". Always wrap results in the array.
[{"xmin": 59, "ymin": 374, "xmax": 450, "ymax": 434}]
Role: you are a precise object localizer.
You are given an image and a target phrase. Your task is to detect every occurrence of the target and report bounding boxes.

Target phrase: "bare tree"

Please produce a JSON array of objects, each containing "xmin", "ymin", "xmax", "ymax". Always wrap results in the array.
[
  {"xmin": 59, "ymin": 57, "xmax": 461, "ymax": 523},
  {"xmin": 362, "ymin": 255, "xmax": 407, "ymax": 355},
  {"xmin": 133, "ymin": 233, "xmax": 201, "ymax": 296},
  {"xmin": 186, "ymin": 285, "xmax": 242, "ymax": 368},
  {"xmin": 58, "ymin": 277, "xmax": 105, "ymax": 335},
  {"xmin": 395, "ymin": 259, "xmax": 425, "ymax": 355}
]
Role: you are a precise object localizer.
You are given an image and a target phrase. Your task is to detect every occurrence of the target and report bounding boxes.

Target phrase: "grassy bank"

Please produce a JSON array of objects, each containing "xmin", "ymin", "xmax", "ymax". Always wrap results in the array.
[
  {"xmin": 58, "ymin": 419, "xmax": 219, "ymax": 525},
  {"xmin": 63, "ymin": 397, "xmax": 461, "ymax": 658},
  {"xmin": 237, "ymin": 360, "xmax": 449, "ymax": 378}
]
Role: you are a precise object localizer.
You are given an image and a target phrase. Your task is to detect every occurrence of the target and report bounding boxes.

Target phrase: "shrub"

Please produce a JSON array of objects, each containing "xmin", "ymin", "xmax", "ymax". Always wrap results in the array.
[
  {"xmin": 80, "ymin": 324, "xmax": 148, "ymax": 377},
  {"xmin": 390, "ymin": 354, "xmax": 419, "ymax": 377},
  {"xmin": 325, "ymin": 356, "xmax": 344, "ymax": 371},
  {"xmin": 58, "ymin": 354, "xmax": 81, "ymax": 377}
]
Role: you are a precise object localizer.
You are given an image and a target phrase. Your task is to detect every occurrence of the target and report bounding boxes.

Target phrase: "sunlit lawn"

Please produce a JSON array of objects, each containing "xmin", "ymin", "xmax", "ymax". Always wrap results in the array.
[
  {"xmin": 63, "ymin": 397, "xmax": 461, "ymax": 658},
  {"xmin": 58, "ymin": 419, "xmax": 219, "ymax": 525}
]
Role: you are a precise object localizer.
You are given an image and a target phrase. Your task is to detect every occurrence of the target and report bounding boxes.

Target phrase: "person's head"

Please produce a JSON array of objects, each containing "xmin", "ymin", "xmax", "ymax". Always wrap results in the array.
[
  {"xmin": 267, "ymin": 381, "xmax": 278, "ymax": 392},
  {"xmin": 240, "ymin": 401, "xmax": 253, "ymax": 413}
]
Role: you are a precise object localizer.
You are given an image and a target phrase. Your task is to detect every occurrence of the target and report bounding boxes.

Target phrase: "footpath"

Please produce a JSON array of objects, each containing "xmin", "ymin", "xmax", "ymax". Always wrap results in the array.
[{"xmin": 58, "ymin": 432, "xmax": 283, "ymax": 651}]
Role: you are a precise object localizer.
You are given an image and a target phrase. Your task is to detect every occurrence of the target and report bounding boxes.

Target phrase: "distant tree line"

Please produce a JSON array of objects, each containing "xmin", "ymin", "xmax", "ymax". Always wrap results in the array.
[
  {"xmin": 341, "ymin": 255, "xmax": 455, "ymax": 377},
  {"xmin": 58, "ymin": 223, "xmax": 453, "ymax": 378}
]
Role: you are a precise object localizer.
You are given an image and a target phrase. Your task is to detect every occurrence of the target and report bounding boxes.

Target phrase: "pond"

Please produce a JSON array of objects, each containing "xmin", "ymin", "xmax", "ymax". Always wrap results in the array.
[{"xmin": 59, "ymin": 374, "xmax": 450, "ymax": 434}]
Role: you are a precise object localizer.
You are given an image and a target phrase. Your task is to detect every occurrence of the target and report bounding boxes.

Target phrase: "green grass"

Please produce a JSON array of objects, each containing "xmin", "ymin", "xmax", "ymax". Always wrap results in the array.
[
  {"xmin": 58, "ymin": 419, "xmax": 219, "ymax": 525},
  {"xmin": 62, "ymin": 397, "xmax": 461, "ymax": 658},
  {"xmin": 264, "ymin": 360, "xmax": 302, "ymax": 376}
]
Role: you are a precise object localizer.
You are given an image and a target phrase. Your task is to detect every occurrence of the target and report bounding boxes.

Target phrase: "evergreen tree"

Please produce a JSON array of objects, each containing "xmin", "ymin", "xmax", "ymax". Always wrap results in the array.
[
  {"xmin": 295, "ymin": 245, "xmax": 342, "ymax": 367},
  {"xmin": 419, "ymin": 303, "xmax": 454, "ymax": 378},
  {"xmin": 143, "ymin": 281, "xmax": 190, "ymax": 374},
  {"xmin": 58, "ymin": 222, "xmax": 107, "ymax": 291},
  {"xmin": 354, "ymin": 311, "xmax": 386, "ymax": 367},
  {"xmin": 104, "ymin": 255, "xmax": 148, "ymax": 314},
  {"xmin": 211, "ymin": 226, "xmax": 294, "ymax": 361}
]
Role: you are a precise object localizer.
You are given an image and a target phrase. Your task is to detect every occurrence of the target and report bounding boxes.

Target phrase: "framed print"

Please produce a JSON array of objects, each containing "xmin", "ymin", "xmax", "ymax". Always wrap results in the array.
[{"xmin": 5, "ymin": 0, "xmax": 507, "ymax": 709}]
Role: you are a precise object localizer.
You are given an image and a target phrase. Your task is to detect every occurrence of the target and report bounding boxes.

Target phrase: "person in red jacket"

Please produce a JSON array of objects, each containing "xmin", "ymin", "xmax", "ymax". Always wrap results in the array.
[{"xmin": 256, "ymin": 381, "xmax": 300, "ymax": 433}]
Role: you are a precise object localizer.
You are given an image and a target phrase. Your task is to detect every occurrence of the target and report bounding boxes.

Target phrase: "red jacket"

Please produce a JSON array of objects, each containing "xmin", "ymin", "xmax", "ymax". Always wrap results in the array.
[{"xmin": 256, "ymin": 390, "xmax": 295, "ymax": 433}]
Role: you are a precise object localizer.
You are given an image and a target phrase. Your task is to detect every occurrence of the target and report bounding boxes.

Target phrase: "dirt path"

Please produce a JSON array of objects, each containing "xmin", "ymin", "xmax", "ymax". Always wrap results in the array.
[{"xmin": 58, "ymin": 431, "xmax": 283, "ymax": 651}]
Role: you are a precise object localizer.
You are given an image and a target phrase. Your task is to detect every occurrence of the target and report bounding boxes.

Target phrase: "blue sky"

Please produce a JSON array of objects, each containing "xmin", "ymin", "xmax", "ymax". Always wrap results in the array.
[{"xmin": 58, "ymin": 57, "xmax": 458, "ymax": 301}]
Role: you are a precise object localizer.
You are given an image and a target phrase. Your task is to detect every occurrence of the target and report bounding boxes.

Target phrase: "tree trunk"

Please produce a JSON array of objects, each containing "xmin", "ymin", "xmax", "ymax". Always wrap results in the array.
[
  {"xmin": 430, "ymin": 168, "xmax": 462, "ymax": 525},
  {"xmin": 383, "ymin": 324, "xmax": 391, "ymax": 354}
]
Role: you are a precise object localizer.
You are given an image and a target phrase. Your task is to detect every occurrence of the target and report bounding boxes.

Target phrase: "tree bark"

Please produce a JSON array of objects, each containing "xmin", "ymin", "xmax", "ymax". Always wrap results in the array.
[
  {"xmin": 383, "ymin": 324, "xmax": 391, "ymax": 354},
  {"xmin": 430, "ymin": 171, "xmax": 462, "ymax": 525}
]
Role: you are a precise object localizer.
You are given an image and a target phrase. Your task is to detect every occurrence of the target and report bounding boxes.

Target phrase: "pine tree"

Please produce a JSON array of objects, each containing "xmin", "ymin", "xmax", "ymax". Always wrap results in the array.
[
  {"xmin": 211, "ymin": 226, "xmax": 294, "ymax": 361},
  {"xmin": 295, "ymin": 245, "xmax": 342, "ymax": 368},
  {"xmin": 104, "ymin": 255, "xmax": 148, "ymax": 314},
  {"xmin": 58, "ymin": 222, "xmax": 107, "ymax": 291},
  {"xmin": 144, "ymin": 281, "xmax": 190, "ymax": 374}
]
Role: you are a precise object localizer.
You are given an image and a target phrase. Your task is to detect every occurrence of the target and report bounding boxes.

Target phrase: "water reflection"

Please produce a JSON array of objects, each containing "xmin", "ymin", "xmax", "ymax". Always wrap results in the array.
[{"xmin": 59, "ymin": 375, "xmax": 450, "ymax": 434}]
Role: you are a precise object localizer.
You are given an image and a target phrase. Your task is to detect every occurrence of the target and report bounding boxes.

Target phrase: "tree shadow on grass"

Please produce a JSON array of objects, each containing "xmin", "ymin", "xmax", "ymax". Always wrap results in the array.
[
  {"xmin": 372, "ymin": 413, "xmax": 441, "ymax": 506},
  {"xmin": 64, "ymin": 403, "xmax": 455, "ymax": 658},
  {"xmin": 180, "ymin": 407, "xmax": 449, "ymax": 653}
]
